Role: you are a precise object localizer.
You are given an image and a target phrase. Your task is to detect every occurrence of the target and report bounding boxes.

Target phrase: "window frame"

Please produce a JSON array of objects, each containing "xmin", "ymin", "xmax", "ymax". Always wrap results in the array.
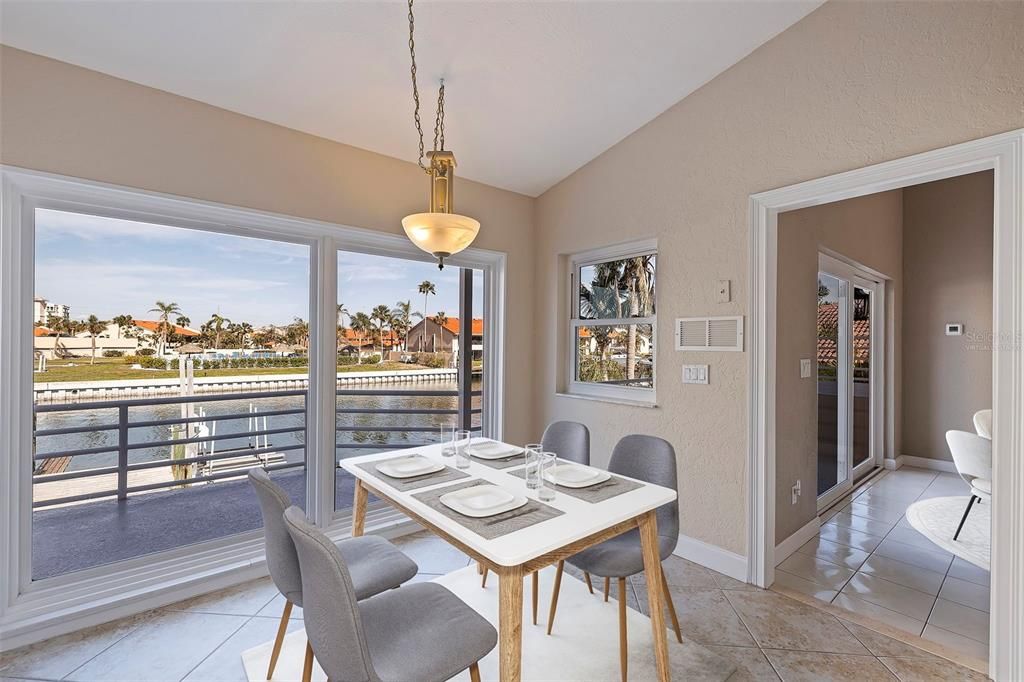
[
  {"xmin": 0, "ymin": 166, "xmax": 507, "ymax": 649},
  {"xmin": 566, "ymin": 238, "xmax": 658, "ymax": 405}
]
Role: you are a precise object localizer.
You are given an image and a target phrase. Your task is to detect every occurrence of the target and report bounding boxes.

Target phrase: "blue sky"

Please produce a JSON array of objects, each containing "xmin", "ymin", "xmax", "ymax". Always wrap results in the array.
[{"xmin": 34, "ymin": 209, "xmax": 479, "ymax": 328}]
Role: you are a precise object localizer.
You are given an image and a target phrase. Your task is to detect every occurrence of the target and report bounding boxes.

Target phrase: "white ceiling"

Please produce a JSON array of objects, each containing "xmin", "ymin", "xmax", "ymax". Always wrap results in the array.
[{"xmin": 0, "ymin": 0, "xmax": 822, "ymax": 196}]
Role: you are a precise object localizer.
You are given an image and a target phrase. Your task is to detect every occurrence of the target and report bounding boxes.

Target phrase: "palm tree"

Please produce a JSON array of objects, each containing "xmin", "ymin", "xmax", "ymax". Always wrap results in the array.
[
  {"xmin": 432, "ymin": 311, "xmax": 449, "ymax": 352},
  {"xmin": 45, "ymin": 314, "xmax": 71, "ymax": 359},
  {"xmin": 207, "ymin": 313, "xmax": 230, "ymax": 349},
  {"xmin": 149, "ymin": 301, "xmax": 183, "ymax": 355},
  {"xmin": 391, "ymin": 300, "xmax": 413, "ymax": 351},
  {"xmin": 351, "ymin": 312, "xmax": 372, "ymax": 364},
  {"xmin": 371, "ymin": 304, "xmax": 393, "ymax": 362},
  {"xmin": 111, "ymin": 314, "xmax": 136, "ymax": 339},
  {"xmin": 336, "ymin": 303, "xmax": 350, "ymax": 351},
  {"xmin": 417, "ymin": 280, "xmax": 436, "ymax": 352},
  {"xmin": 580, "ymin": 263, "xmax": 624, "ymax": 381},
  {"xmin": 286, "ymin": 317, "xmax": 310, "ymax": 349},
  {"xmin": 83, "ymin": 314, "xmax": 107, "ymax": 365},
  {"xmin": 618, "ymin": 255, "xmax": 655, "ymax": 380},
  {"xmin": 175, "ymin": 315, "xmax": 191, "ymax": 329}
]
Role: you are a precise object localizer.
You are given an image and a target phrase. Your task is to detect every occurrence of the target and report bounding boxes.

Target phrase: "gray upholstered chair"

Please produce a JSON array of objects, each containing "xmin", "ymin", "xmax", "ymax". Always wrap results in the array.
[
  {"xmin": 480, "ymin": 421, "xmax": 593, "ymax": 620},
  {"xmin": 946, "ymin": 430, "xmax": 993, "ymax": 541},
  {"xmin": 248, "ymin": 468, "xmax": 418, "ymax": 679},
  {"xmin": 546, "ymin": 435, "xmax": 682, "ymax": 681},
  {"xmin": 283, "ymin": 506, "xmax": 497, "ymax": 682}
]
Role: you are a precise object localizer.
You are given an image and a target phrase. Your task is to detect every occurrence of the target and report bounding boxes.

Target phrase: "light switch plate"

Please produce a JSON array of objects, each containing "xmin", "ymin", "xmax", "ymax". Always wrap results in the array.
[
  {"xmin": 682, "ymin": 364, "xmax": 709, "ymax": 385},
  {"xmin": 800, "ymin": 359, "xmax": 812, "ymax": 378},
  {"xmin": 716, "ymin": 279, "xmax": 731, "ymax": 303}
]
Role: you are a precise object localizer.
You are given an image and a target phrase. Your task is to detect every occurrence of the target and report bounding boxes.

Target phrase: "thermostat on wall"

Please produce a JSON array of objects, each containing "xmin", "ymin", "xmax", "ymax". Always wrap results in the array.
[{"xmin": 945, "ymin": 323, "xmax": 964, "ymax": 336}]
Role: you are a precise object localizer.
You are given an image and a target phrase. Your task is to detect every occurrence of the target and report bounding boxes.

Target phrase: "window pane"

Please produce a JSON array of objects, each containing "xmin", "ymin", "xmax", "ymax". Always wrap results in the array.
[
  {"xmin": 575, "ymin": 323, "xmax": 653, "ymax": 388},
  {"xmin": 32, "ymin": 209, "xmax": 309, "ymax": 580},
  {"xmin": 579, "ymin": 255, "xmax": 656, "ymax": 320},
  {"xmin": 334, "ymin": 252, "xmax": 485, "ymax": 511}
]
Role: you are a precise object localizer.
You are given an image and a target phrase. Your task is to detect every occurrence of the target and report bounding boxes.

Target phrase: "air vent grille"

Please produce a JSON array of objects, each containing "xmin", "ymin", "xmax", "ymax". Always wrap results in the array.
[{"xmin": 674, "ymin": 316, "xmax": 744, "ymax": 351}]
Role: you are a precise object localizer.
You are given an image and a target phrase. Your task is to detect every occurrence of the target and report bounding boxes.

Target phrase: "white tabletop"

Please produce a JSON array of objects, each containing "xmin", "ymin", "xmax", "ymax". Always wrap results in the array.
[{"xmin": 341, "ymin": 441, "xmax": 677, "ymax": 567}]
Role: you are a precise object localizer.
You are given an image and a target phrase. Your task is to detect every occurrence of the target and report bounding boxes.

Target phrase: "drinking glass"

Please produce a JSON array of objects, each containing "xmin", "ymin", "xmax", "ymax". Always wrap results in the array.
[
  {"xmin": 538, "ymin": 451, "xmax": 557, "ymax": 501},
  {"xmin": 439, "ymin": 423, "xmax": 455, "ymax": 457},
  {"xmin": 454, "ymin": 430, "xmax": 472, "ymax": 469},
  {"xmin": 523, "ymin": 443, "xmax": 543, "ymax": 489}
]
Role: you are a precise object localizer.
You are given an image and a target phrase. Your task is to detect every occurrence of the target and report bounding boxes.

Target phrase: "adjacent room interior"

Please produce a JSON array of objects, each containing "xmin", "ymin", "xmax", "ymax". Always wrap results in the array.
[{"xmin": 773, "ymin": 171, "xmax": 994, "ymax": 660}]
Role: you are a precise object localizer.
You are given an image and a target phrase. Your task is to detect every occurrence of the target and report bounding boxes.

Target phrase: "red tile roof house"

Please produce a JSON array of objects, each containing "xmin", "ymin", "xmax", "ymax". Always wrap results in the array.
[{"xmin": 406, "ymin": 317, "xmax": 483, "ymax": 357}]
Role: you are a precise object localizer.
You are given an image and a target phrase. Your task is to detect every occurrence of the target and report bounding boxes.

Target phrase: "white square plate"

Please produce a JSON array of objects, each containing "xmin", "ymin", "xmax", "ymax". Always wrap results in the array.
[
  {"xmin": 544, "ymin": 464, "xmax": 611, "ymax": 488},
  {"xmin": 375, "ymin": 455, "xmax": 445, "ymax": 479},
  {"xmin": 465, "ymin": 441, "xmax": 525, "ymax": 460},
  {"xmin": 440, "ymin": 485, "xmax": 528, "ymax": 517}
]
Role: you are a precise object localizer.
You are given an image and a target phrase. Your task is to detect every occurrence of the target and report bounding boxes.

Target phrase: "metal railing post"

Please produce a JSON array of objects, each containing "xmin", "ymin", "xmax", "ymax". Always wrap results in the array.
[
  {"xmin": 458, "ymin": 268, "xmax": 473, "ymax": 432},
  {"xmin": 117, "ymin": 404, "xmax": 129, "ymax": 501}
]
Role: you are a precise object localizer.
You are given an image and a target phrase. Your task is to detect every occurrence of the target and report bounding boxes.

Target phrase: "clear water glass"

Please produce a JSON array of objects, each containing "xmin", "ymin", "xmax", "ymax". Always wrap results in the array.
[
  {"xmin": 524, "ymin": 443, "xmax": 543, "ymax": 489},
  {"xmin": 538, "ymin": 451, "xmax": 557, "ymax": 502},
  {"xmin": 454, "ymin": 430, "xmax": 472, "ymax": 469},
  {"xmin": 439, "ymin": 423, "xmax": 455, "ymax": 457}
]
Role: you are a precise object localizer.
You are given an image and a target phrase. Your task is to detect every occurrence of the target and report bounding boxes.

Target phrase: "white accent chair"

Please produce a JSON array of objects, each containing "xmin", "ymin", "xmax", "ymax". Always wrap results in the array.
[
  {"xmin": 973, "ymin": 409, "xmax": 992, "ymax": 440},
  {"xmin": 946, "ymin": 430, "xmax": 992, "ymax": 541}
]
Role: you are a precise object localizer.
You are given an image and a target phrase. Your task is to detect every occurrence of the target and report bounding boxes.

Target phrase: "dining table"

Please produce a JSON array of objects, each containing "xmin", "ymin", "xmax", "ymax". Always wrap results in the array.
[{"xmin": 341, "ymin": 440, "xmax": 679, "ymax": 682}]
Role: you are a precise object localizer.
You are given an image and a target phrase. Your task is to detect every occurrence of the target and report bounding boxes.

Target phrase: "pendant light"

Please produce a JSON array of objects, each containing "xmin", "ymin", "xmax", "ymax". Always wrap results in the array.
[{"xmin": 401, "ymin": 0, "xmax": 480, "ymax": 270}]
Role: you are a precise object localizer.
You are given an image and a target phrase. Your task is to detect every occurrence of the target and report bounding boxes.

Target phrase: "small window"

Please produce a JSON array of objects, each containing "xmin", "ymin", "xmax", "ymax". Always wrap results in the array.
[{"xmin": 568, "ymin": 241, "xmax": 657, "ymax": 403}]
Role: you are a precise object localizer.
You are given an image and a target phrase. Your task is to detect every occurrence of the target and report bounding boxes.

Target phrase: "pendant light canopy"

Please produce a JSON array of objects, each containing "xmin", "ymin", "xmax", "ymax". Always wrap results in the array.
[{"xmin": 401, "ymin": 0, "xmax": 480, "ymax": 269}]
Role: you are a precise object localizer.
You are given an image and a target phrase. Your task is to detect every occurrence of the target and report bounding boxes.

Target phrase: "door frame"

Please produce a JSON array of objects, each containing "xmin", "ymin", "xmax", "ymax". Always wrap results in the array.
[
  {"xmin": 815, "ymin": 253, "xmax": 886, "ymax": 511},
  {"xmin": 747, "ymin": 129, "xmax": 1024, "ymax": 680}
]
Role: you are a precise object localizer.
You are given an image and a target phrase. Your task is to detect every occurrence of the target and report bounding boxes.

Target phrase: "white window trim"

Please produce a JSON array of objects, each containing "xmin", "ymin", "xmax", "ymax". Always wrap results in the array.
[
  {"xmin": 566, "ymin": 238, "xmax": 657, "ymax": 405},
  {"xmin": 0, "ymin": 165, "xmax": 507, "ymax": 650}
]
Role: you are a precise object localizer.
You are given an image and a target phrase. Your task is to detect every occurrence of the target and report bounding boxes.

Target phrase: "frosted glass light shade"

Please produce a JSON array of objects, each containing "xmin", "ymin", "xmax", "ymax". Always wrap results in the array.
[{"xmin": 401, "ymin": 212, "xmax": 480, "ymax": 259}]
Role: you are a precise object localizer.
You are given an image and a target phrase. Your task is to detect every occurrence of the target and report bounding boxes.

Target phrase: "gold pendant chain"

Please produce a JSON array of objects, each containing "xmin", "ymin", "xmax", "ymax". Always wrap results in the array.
[{"xmin": 408, "ymin": 0, "xmax": 445, "ymax": 173}]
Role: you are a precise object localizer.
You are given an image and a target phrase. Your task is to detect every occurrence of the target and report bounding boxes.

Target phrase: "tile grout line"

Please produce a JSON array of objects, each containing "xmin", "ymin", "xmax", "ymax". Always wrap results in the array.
[
  {"xmin": 176, "ymin": 613, "xmax": 258, "ymax": 682},
  {"xmin": 57, "ymin": 616, "xmax": 151, "ymax": 681}
]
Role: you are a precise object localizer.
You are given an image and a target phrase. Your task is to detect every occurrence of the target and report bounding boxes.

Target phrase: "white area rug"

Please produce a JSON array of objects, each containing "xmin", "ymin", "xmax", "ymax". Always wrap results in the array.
[
  {"xmin": 242, "ymin": 565, "xmax": 736, "ymax": 681},
  {"xmin": 906, "ymin": 495, "xmax": 990, "ymax": 570}
]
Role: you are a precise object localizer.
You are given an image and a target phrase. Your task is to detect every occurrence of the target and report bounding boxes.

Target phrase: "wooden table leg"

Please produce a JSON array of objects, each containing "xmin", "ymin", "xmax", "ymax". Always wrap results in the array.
[
  {"xmin": 531, "ymin": 570, "xmax": 539, "ymax": 625},
  {"xmin": 638, "ymin": 510, "xmax": 671, "ymax": 682},
  {"xmin": 498, "ymin": 564, "xmax": 525, "ymax": 682},
  {"xmin": 352, "ymin": 479, "xmax": 368, "ymax": 537}
]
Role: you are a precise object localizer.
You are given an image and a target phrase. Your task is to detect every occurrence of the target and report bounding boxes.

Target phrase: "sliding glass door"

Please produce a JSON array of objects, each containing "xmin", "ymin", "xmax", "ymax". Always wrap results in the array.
[{"xmin": 817, "ymin": 254, "xmax": 884, "ymax": 509}]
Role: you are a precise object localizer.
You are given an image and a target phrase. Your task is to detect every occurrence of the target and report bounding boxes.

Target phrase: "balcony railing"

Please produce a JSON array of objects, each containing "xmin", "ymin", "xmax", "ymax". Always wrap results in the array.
[{"xmin": 33, "ymin": 387, "xmax": 483, "ymax": 509}]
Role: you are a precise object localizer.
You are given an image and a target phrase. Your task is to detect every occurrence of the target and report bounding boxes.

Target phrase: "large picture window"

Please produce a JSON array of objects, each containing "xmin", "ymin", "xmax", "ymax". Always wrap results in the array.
[
  {"xmin": 0, "ymin": 168, "xmax": 505, "ymax": 645},
  {"xmin": 568, "ymin": 241, "xmax": 657, "ymax": 403}
]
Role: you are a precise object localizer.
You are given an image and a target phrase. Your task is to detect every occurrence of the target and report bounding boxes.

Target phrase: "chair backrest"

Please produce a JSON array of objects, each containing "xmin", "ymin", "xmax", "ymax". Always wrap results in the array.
[
  {"xmin": 283, "ymin": 506, "xmax": 379, "ymax": 682},
  {"xmin": 607, "ymin": 435, "xmax": 679, "ymax": 540},
  {"xmin": 541, "ymin": 421, "xmax": 590, "ymax": 465},
  {"xmin": 946, "ymin": 430, "xmax": 993, "ymax": 490},
  {"xmin": 248, "ymin": 468, "xmax": 303, "ymax": 605},
  {"xmin": 973, "ymin": 409, "xmax": 993, "ymax": 440}
]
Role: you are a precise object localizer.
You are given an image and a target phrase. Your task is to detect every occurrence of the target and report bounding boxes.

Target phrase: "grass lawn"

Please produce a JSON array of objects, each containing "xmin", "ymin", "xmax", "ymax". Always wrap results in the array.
[{"xmin": 33, "ymin": 358, "xmax": 433, "ymax": 383}]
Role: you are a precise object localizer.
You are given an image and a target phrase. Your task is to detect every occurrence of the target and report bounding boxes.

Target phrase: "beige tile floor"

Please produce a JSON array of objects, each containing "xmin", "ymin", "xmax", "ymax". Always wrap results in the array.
[
  {"xmin": 1, "ymin": 527, "xmax": 986, "ymax": 681},
  {"xmin": 776, "ymin": 466, "xmax": 991, "ymax": 661}
]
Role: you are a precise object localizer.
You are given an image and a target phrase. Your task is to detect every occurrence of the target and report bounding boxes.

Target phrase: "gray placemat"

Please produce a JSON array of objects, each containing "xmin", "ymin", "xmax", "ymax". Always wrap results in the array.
[
  {"xmin": 508, "ymin": 468, "xmax": 644, "ymax": 503},
  {"xmin": 355, "ymin": 457, "xmax": 471, "ymax": 492},
  {"xmin": 470, "ymin": 451, "xmax": 528, "ymax": 469},
  {"xmin": 411, "ymin": 479, "xmax": 564, "ymax": 539}
]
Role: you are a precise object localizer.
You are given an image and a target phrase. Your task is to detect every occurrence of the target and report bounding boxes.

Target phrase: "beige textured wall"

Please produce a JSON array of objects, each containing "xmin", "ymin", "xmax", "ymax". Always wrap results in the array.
[
  {"xmin": 774, "ymin": 191, "xmax": 903, "ymax": 544},
  {"xmin": 901, "ymin": 171, "xmax": 993, "ymax": 463},
  {"xmin": 0, "ymin": 46, "xmax": 537, "ymax": 444},
  {"xmin": 534, "ymin": 1, "xmax": 1023, "ymax": 555}
]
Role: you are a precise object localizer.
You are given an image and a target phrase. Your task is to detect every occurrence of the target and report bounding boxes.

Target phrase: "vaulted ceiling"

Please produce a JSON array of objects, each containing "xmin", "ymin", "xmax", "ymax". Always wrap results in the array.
[{"xmin": 0, "ymin": 1, "xmax": 823, "ymax": 196}]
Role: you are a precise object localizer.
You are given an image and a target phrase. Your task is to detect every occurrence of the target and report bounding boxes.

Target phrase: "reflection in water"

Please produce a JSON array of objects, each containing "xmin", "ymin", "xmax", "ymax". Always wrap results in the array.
[{"xmin": 35, "ymin": 380, "xmax": 482, "ymax": 473}]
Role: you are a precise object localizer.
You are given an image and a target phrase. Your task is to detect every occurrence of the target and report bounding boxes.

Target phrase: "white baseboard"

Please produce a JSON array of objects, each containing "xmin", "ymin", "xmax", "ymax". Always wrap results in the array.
[
  {"xmin": 774, "ymin": 516, "xmax": 821, "ymax": 566},
  {"xmin": 674, "ymin": 534, "xmax": 748, "ymax": 583},
  {"xmin": 898, "ymin": 454, "xmax": 957, "ymax": 473},
  {"xmin": 884, "ymin": 456, "xmax": 903, "ymax": 470}
]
